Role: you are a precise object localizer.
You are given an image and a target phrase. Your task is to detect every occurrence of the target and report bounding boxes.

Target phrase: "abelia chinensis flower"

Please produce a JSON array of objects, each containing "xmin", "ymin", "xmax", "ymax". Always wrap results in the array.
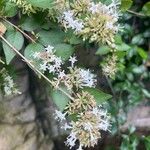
[
  {"xmin": 59, "ymin": 0, "xmax": 121, "ymax": 48},
  {"xmin": 63, "ymin": 106, "xmax": 111, "ymax": 149},
  {"xmin": 1, "ymin": 69, "xmax": 21, "ymax": 96},
  {"xmin": 102, "ymin": 54, "xmax": 118, "ymax": 78}
]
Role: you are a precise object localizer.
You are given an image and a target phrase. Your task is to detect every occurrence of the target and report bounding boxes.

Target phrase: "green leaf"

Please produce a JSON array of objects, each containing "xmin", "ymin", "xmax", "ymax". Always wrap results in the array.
[
  {"xmin": 51, "ymin": 87, "xmax": 70, "ymax": 111},
  {"xmin": 38, "ymin": 30, "xmax": 65, "ymax": 46},
  {"xmin": 3, "ymin": 2, "xmax": 17, "ymax": 17},
  {"xmin": 65, "ymin": 30, "xmax": 82, "ymax": 45},
  {"xmin": 116, "ymin": 43, "xmax": 131, "ymax": 51},
  {"xmin": 142, "ymin": 2, "xmax": 150, "ymax": 16},
  {"xmin": 115, "ymin": 51, "xmax": 126, "ymax": 59},
  {"xmin": 144, "ymin": 136, "xmax": 150, "ymax": 150},
  {"xmin": 131, "ymin": 34, "xmax": 144, "ymax": 45},
  {"xmin": 142, "ymin": 89, "xmax": 150, "ymax": 98},
  {"xmin": 115, "ymin": 35, "xmax": 123, "ymax": 44},
  {"xmin": 120, "ymin": 0, "xmax": 133, "ymax": 12},
  {"xmin": 137, "ymin": 47, "xmax": 148, "ymax": 60},
  {"xmin": 26, "ymin": 0, "xmax": 54, "ymax": 9},
  {"xmin": 0, "ymin": 0, "xmax": 4, "ymax": 11},
  {"xmin": 83, "ymin": 87, "xmax": 112, "ymax": 105},
  {"xmin": 20, "ymin": 17, "xmax": 40, "ymax": 31},
  {"xmin": 55, "ymin": 43, "xmax": 74, "ymax": 61},
  {"xmin": 96, "ymin": 46, "xmax": 110, "ymax": 55},
  {"xmin": 2, "ymin": 30, "xmax": 24, "ymax": 64},
  {"xmin": 24, "ymin": 43, "xmax": 44, "ymax": 68}
]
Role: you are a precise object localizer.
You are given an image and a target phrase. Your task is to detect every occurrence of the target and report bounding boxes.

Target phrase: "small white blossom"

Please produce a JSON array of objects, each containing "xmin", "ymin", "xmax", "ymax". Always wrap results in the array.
[
  {"xmin": 79, "ymin": 69, "xmax": 97, "ymax": 87},
  {"xmin": 45, "ymin": 45, "xmax": 54, "ymax": 53},
  {"xmin": 33, "ymin": 52, "xmax": 40, "ymax": 59},
  {"xmin": 55, "ymin": 110, "xmax": 66, "ymax": 121},
  {"xmin": 58, "ymin": 70, "xmax": 66, "ymax": 79},
  {"xmin": 48, "ymin": 65, "xmax": 55, "ymax": 73},
  {"xmin": 73, "ymin": 20, "xmax": 84, "ymax": 32},
  {"xmin": 4, "ymin": 86, "xmax": 12, "ymax": 95},
  {"xmin": 98, "ymin": 120, "xmax": 110, "ymax": 131},
  {"xmin": 65, "ymin": 132, "xmax": 77, "ymax": 149},
  {"xmin": 53, "ymin": 57, "xmax": 63, "ymax": 69},
  {"xmin": 3, "ymin": 73, "xmax": 20, "ymax": 96},
  {"xmin": 63, "ymin": 123, "xmax": 72, "ymax": 130},
  {"xmin": 61, "ymin": 10, "xmax": 84, "ymax": 33},
  {"xmin": 91, "ymin": 107, "xmax": 99, "ymax": 116},
  {"xmin": 40, "ymin": 63, "xmax": 47, "ymax": 71},
  {"xmin": 63, "ymin": 11, "xmax": 74, "ymax": 21},
  {"xmin": 77, "ymin": 144, "xmax": 83, "ymax": 150},
  {"xmin": 106, "ymin": 22, "xmax": 114, "ymax": 29},
  {"xmin": 69, "ymin": 56, "xmax": 77, "ymax": 67},
  {"xmin": 83, "ymin": 122, "xmax": 93, "ymax": 131},
  {"xmin": 89, "ymin": 2, "xmax": 100, "ymax": 14}
]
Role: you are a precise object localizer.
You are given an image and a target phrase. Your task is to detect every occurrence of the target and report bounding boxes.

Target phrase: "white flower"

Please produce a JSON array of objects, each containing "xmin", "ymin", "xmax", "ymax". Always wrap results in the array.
[
  {"xmin": 53, "ymin": 57, "xmax": 63, "ymax": 69},
  {"xmin": 62, "ymin": 11, "xmax": 84, "ymax": 33},
  {"xmin": 73, "ymin": 20, "xmax": 84, "ymax": 32},
  {"xmin": 45, "ymin": 45, "xmax": 54, "ymax": 53},
  {"xmin": 65, "ymin": 132, "xmax": 77, "ymax": 149},
  {"xmin": 63, "ymin": 123, "xmax": 72, "ymax": 130},
  {"xmin": 91, "ymin": 106, "xmax": 108, "ymax": 117},
  {"xmin": 58, "ymin": 70, "xmax": 66, "ymax": 79},
  {"xmin": 55, "ymin": 110, "xmax": 66, "ymax": 121},
  {"xmin": 69, "ymin": 56, "xmax": 77, "ymax": 67},
  {"xmin": 98, "ymin": 120, "xmax": 110, "ymax": 131},
  {"xmin": 40, "ymin": 63, "xmax": 47, "ymax": 71},
  {"xmin": 4, "ymin": 86, "xmax": 12, "ymax": 95},
  {"xmin": 77, "ymin": 144, "xmax": 83, "ymax": 150},
  {"xmin": 90, "ymin": 132, "xmax": 98, "ymax": 144},
  {"xmin": 79, "ymin": 69, "xmax": 97, "ymax": 87},
  {"xmin": 89, "ymin": 2, "xmax": 100, "ymax": 14},
  {"xmin": 3, "ymin": 73, "xmax": 20, "ymax": 96},
  {"xmin": 83, "ymin": 122, "xmax": 93, "ymax": 131},
  {"xmin": 89, "ymin": 1, "xmax": 120, "ymax": 21},
  {"xmin": 106, "ymin": 22, "xmax": 114, "ymax": 29},
  {"xmin": 33, "ymin": 52, "xmax": 40, "ymax": 59},
  {"xmin": 63, "ymin": 11, "xmax": 74, "ymax": 21},
  {"xmin": 91, "ymin": 107, "xmax": 99, "ymax": 116},
  {"xmin": 48, "ymin": 65, "xmax": 55, "ymax": 73}
]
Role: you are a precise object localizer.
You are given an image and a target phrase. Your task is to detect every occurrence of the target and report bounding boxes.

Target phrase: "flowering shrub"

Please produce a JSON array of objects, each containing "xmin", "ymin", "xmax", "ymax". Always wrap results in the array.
[{"xmin": 0, "ymin": 0, "xmax": 150, "ymax": 149}]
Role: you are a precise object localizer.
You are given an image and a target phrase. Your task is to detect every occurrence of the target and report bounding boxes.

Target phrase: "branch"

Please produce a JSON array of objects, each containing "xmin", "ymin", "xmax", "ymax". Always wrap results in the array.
[
  {"xmin": 0, "ymin": 35, "xmax": 74, "ymax": 101},
  {"xmin": 127, "ymin": 10, "xmax": 146, "ymax": 17},
  {"xmin": 0, "ymin": 58, "xmax": 5, "ymax": 64}
]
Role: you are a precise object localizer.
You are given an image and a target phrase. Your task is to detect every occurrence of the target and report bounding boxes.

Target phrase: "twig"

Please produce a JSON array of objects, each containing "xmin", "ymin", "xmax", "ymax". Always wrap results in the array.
[
  {"xmin": 0, "ymin": 58, "xmax": 5, "ymax": 64},
  {"xmin": 2, "ymin": 18, "xmax": 36, "ymax": 43},
  {"xmin": 0, "ymin": 35, "xmax": 74, "ymax": 101},
  {"xmin": 127, "ymin": 10, "xmax": 146, "ymax": 17}
]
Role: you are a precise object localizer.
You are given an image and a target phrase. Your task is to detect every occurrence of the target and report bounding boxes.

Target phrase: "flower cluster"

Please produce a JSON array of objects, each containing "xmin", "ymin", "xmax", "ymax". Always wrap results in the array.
[
  {"xmin": 33, "ymin": 45, "xmax": 111, "ymax": 150},
  {"xmin": 33, "ymin": 45, "xmax": 63, "ymax": 74},
  {"xmin": 10, "ymin": 0, "xmax": 120, "ymax": 48},
  {"xmin": 33, "ymin": 46, "xmax": 96, "ymax": 91},
  {"xmin": 58, "ymin": 67, "xmax": 96, "ymax": 91},
  {"xmin": 66, "ymin": 91, "xmax": 97, "ymax": 114},
  {"xmin": 1, "ymin": 69, "xmax": 21, "ymax": 96},
  {"xmin": 58, "ymin": 0, "xmax": 121, "ymax": 48},
  {"xmin": 59, "ymin": 11, "xmax": 84, "ymax": 33},
  {"xmin": 102, "ymin": 54, "xmax": 118, "ymax": 78},
  {"xmin": 9, "ymin": 0, "xmax": 37, "ymax": 14},
  {"xmin": 56, "ymin": 106, "xmax": 110, "ymax": 150}
]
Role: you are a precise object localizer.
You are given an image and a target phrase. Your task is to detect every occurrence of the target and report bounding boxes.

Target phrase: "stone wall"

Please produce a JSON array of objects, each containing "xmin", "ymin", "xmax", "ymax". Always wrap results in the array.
[{"xmin": 0, "ymin": 57, "xmax": 53, "ymax": 150}]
